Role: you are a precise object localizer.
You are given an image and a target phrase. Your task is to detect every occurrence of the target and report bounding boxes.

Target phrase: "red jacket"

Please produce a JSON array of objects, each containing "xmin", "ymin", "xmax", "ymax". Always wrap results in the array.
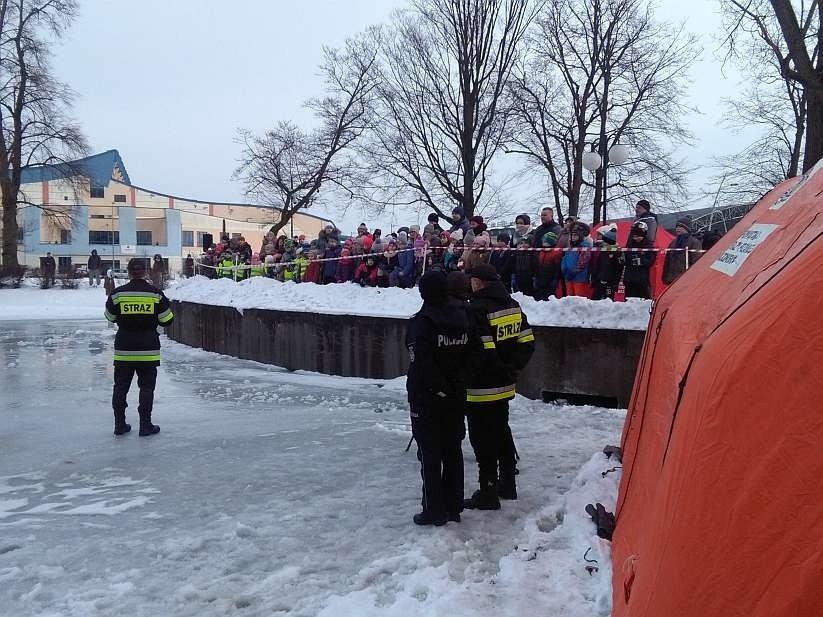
[{"xmin": 354, "ymin": 262, "xmax": 379, "ymax": 286}]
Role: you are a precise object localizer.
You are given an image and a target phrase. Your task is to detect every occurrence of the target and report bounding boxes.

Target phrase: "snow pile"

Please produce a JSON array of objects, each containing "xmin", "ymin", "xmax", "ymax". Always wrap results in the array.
[
  {"xmin": 0, "ymin": 279, "xmax": 107, "ymax": 321},
  {"xmin": 167, "ymin": 276, "xmax": 652, "ymax": 330},
  {"xmin": 515, "ymin": 294, "xmax": 652, "ymax": 331},
  {"xmin": 318, "ymin": 451, "xmax": 621, "ymax": 617}
]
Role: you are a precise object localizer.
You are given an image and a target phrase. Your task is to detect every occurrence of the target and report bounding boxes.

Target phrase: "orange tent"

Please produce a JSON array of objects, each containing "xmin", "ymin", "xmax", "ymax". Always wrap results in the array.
[{"xmin": 612, "ymin": 165, "xmax": 823, "ymax": 617}]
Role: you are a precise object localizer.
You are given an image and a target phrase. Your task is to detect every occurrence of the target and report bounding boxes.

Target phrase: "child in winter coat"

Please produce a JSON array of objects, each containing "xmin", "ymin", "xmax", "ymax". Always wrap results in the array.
[
  {"xmin": 335, "ymin": 248, "xmax": 355, "ymax": 283},
  {"xmin": 534, "ymin": 231, "xmax": 562, "ymax": 300},
  {"xmin": 396, "ymin": 234, "xmax": 415, "ymax": 288},
  {"xmin": 413, "ymin": 236, "xmax": 426, "ymax": 283},
  {"xmin": 355, "ymin": 254, "xmax": 380, "ymax": 287},
  {"xmin": 560, "ymin": 226, "xmax": 593, "ymax": 297},
  {"xmin": 461, "ymin": 233, "xmax": 491, "ymax": 275},
  {"xmin": 303, "ymin": 250, "xmax": 322, "ymax": 284},
  {"xmin": 322, "ymin": 239, "xmax": 342, "ymax": 284},
  {"xmin": 512, "ymin": 237, "xmax": 535, "ymax": 297},
  {"xmin": 623, "ymin": 222, "xmax": 656, "ymax": 298},
  {"xmin": 292, "ymin": 249, "xmax": 309, "ymax": 283},
  {"xmin": 590, "ymin": 228, "xmax": 624, "ymax": 300},
  {"xmin": 378, "ymin": 241, "xmax": 400, "ymax": 287}
]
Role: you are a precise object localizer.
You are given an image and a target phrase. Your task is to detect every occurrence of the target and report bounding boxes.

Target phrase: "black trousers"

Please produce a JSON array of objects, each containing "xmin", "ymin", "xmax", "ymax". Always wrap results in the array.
[
  {"xmin": 592, "ymin": 281, "xmax": 617, "ymax": 301},
  {"xmin": 466, "ymin": 400, "xmax": 516, "ymax": 487},
  {"xmin": 113, "ymin": 364, "xmax": 158, "ymax": 423},
  {"xmin": 624, "ymin": 281, "xmax": 651, "ymax": 299},
  {"xmin": 411, "ymin": 400, "xmax": 465, "ymax": 517}
]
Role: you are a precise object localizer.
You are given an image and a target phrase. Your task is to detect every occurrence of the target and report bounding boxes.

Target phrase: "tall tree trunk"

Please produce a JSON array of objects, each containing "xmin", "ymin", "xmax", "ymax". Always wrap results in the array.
[
  {"xmin": 2, "ymin": 183, "xmax": 19, "ymax": 267},
  {"xmin": 462, "ymin": 91, "xmax": 476, "ymax": 217},
  {"xmin": 788, "ymin": 114, "xmax": 805, "ymax": 178},
  {"xmin": 802, "ymin": 89, "xmax": 823, "ymax": 172}
]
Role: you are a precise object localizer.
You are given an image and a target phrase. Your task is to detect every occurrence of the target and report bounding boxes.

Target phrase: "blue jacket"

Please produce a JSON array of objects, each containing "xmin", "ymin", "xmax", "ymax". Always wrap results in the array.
[
  {"xmin": 397, "ymin": 249, "xmax": 415, "ymax": 282},
  {"xmin": 560, "ymin": 238, "xmax": 592, "ymax": 283},
  {"xmin": 323, "ymin": 246, "xmax": 341, "ymax": 279}
]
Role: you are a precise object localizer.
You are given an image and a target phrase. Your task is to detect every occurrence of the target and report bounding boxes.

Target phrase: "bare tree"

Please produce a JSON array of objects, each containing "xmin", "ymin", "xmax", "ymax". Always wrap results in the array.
[
  {"xmin": 508, "ymin": 0, "xmax": 697, "ymax": 223},
  {"xmin": 712, "ymin": 78, "xmax": 806, "ymax": 203},
  {"xmin": 0, "ymin": 0, "xmax": 88, "ymax": 267},
  {"xmin": 721, "ymin": 0, "xmax": 822, "ymax": 172},
  {"xmin": 356, "ymin": 0, "xmax": 539, "ymax": 222},
  {"xmin": 235, "ymin": 39, "xmax": 378, "ymax": 237}
]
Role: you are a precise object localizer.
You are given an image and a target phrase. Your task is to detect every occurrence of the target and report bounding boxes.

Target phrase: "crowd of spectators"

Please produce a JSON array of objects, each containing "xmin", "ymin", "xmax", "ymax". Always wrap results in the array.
[{"xmin": 192, "ymin": 200, "xmax": 713, "ymax": 301}]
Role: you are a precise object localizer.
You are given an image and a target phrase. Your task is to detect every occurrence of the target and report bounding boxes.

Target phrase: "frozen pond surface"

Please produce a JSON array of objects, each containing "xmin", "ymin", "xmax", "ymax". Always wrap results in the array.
[{"xmin": 0, "ymin": 319, "xmax": 624, "ymax": 616}]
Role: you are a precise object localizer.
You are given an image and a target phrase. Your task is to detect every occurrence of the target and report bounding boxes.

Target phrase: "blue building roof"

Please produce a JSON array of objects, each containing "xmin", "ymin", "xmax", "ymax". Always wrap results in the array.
[{"xmin": 20, "ymin": 150, "xmax": 130, "ymax": 187}]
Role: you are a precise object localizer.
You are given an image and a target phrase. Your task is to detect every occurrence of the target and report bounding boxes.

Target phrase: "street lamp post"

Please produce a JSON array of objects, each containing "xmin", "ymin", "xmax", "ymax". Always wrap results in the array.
[{"xmin": 582, "ymin": 143, "xmax": 630, "ymax": 223}]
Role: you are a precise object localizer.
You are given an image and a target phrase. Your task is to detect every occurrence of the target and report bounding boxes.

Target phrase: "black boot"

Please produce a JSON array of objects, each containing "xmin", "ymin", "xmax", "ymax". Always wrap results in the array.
[
  {"xmin": 138, "ymin": 414, "xmax": 160, "ymax": 436},
  {"xmin": 113, "ymin": 410, "xmax": 130, "ymax": 436},
  {"xmin": 413, "ymin": 511, "xmax": 448, "ymax": 526},
  {"xmin": 463, "ymin": 482, "xmax": 501, "ymax": 510},
  {"xmin": 139, "ymin": 422, "xmax": 160, "ymax": 436},
  {"xmin": 447, "ymin": 512, "xmax": 461, "ymax": 523},
  {"xmin": 497, "ymin": 478, "xmax": 517, "ymax": 500}
]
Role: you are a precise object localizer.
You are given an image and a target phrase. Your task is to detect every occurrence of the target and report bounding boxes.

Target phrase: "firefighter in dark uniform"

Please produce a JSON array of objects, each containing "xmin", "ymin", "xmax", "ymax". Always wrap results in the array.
[
  {"xmin": 104, "ymin": 258, "xmax": 174, "ymax": 436},
  {"xmin": 406, "ymin": 271, "xmax": 471, "ymax": 526},
  {"xmin": 464, "ymin": 263, "xmax": 535, "ymax": 510}
]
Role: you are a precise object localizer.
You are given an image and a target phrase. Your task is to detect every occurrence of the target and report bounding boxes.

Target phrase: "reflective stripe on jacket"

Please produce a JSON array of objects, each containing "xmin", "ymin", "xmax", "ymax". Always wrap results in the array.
[
  {"xmin": 105, "ymin": 279, "xmax": 174, "ymax": 366},
  {"xmin": 465, "ymin": 281, "xmax": 535, "ymax": 405}
]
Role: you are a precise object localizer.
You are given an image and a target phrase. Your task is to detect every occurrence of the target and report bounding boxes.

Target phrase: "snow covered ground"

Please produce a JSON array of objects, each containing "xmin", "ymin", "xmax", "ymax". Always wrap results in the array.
[
  {"xmin": 0, "ymin": 319, "xmax": 625, "ymax": 617},
  {"xmin": 166, "ymin": 276, "xmax": 652, "ymax": 330},
  {"xmin": 0, "ymin": 279, "xmax": 109, "ymax": 321}
]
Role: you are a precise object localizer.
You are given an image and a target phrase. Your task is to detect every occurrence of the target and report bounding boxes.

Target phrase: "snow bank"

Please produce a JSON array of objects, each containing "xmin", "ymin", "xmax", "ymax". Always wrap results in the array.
[
  {"xmin": 0, "ymin": 279, "xmax": 108, "ymax": 321},
  {"xmin": 167, "ymin": 276, "xmax": 652, "ymax": 330},
  {"xmin": 318, "ymin": 451, "xmax": 622, "ymax": 617}
]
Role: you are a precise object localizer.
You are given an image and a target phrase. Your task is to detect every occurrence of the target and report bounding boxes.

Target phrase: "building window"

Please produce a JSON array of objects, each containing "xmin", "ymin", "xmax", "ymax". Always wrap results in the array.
[
  {"xmin": 231, "ymin": 233, "xmax": 241, "ymax": 240},
  {"xmin": 182, "ymin": 230, "xmax": 194, "ymax": 246},
  {"xmin": 58, "ymin": 257, "xmax": 72, "ymax": 274},
  {"xmin": 90, "ymin": 214, "xmax": 105, "ymax": 219},
  {"xmin": 16, "ymin": 226, "xmax": 24, "ymax": 243},
  {"xmin": 89, "ymin": 230, "xmax": 119, "ymax": 245},
  {"xmin": 136, "ymin": 231, "xmax": 153, "ymax": 246},
  {"xmin": 60, "ymin": 229, "xmax": 72, "ymax": 244},
  {"xmin": 90, "ymin": 187, "xmax": 104, "ymax": 199},
  {"xmin": 113, "ymin": 194, "xmax": 127, "ymax": 203}
]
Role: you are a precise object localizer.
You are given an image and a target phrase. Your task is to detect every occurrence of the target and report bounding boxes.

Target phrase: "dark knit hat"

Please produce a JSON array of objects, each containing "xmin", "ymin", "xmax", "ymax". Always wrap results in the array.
[
  {"xmin": 470, "ymin": 215, "xmax": 484, "ymax": 225},
  {"xmin": 635, "ymin": 199, "xmax": 651, "ymax": 212},
  {"xmin": 418, "ymin": 271, "xmax": 449, "ymax": 304},
  {"xmin": 676, "ymin": 217, "xmax": 692, "ymax": 233},
  {"xmin": 447, "ymin": 271, "xmax": 471, "ymax": 300},
  {"xmin": 127, "ymin": 258, "xmax": 146, "ymax": 274},
  {"xmin": 470, "ymin": 263, "xmax": 500, "ymax": 282},
  {"xmin": 427, "ymin": 213, "xmax": 439, "ymax": 223}
]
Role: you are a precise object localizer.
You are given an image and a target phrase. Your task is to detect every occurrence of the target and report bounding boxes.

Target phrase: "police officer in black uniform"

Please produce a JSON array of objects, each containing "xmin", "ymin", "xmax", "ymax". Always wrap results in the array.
[
  {"xmin": 406, "ymin": 271, "xmax": 470, "ymax": 526},
  {"xmin": 464, "ymin": 263, "xmax": 535, "ymax": 510},
  {"xmin": 104, "ymin": 258, "xmax": 174, "ymax": 436}
]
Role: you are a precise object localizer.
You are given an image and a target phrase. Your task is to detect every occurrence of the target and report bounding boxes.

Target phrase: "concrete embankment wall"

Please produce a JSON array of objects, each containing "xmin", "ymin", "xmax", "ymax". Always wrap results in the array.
[{"xmin": 167, "ymin": 301, "xmax": 645, "ymax": 406}]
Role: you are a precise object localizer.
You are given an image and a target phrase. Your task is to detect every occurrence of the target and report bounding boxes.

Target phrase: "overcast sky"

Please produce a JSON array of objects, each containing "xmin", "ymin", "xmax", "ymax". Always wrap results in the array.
[{"xmin": 53, "ymin": 0, "xmax": 753, "ymax": 233}]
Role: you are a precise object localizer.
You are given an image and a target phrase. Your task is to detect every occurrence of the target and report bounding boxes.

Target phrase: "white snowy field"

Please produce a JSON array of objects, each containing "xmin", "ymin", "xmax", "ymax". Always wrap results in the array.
[{"xmin": 0, "ymin": 319, "xmax": 625, "ymax": 617}]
